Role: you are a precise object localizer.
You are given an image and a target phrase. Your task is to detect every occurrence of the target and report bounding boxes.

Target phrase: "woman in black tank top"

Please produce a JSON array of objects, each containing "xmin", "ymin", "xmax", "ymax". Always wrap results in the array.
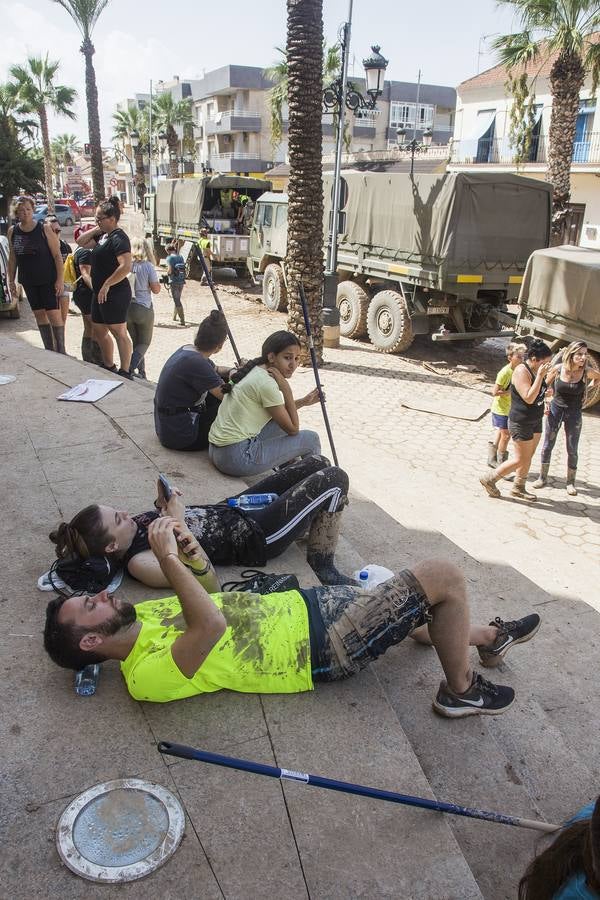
[
  {"xmin": 534, "ymin": 341, "xmax": 600, "ymax": 495},
  {"xmin": 7, "ymin": 196, "xmax": 66, "ymax": 353},
  {"xmin": 480, "ymin": 340, "xmax": 555, "ymax": 501}
]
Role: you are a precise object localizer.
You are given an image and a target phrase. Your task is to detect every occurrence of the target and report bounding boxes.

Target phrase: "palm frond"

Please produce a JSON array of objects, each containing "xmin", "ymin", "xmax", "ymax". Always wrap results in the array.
[
  {"xmin": 492, "ymin": 30, "xmax": 541, "ymax": 69},
  {"xmin": 585, "ymin": 40, "xmax": 600, "ymax": 94},
  {"xmin": 53, "ymin": 0, "xmax": 110, "ymax": 39}
]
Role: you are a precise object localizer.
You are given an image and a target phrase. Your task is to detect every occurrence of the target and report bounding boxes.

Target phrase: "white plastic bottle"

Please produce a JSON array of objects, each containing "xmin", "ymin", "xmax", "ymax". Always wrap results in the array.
[{"xmin": 353, "ymin": 564, "xmax": 395, "ymax": 588}]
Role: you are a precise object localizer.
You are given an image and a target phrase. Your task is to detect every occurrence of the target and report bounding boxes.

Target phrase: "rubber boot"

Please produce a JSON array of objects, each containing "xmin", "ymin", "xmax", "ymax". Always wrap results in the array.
[
  {"xmin": 566, "ymin": 468, "xmax": 577, "ymax": 496},
  {"xmin": 172, "ymin": 306, "xmax": 178, "ymax": 322},
  {"xmin": 176, "ymin": 304, "xmax": 186, "ymax": 326},
  {"xmin": 38, "ymin": 323, "xmax": 55, "ymax": 351},
  {"xmin": 81, "ymin": 336, "xmax": 95, "ymax": 362},
  {"xmin": 487, "ymin": 442, "xmax": 498, "ymax": 468},
  {"xmin": 532, "ymin": 463, "xmax": 550, "ymax": 489},
  {"xmin": 498, "ymin": 450, "xmax": 515, "ymax": 481},
  {"xmin": 51, "ymin": 325, "xmax": 66, "ymax": 354},
  {"xmin": 510, "ymin": 477, "xmax": 537, "ymax": 501},
  {"xmin": 306, "ymin": 508, "xmax": 357, "ymax": 586},
  {"xmin": 91, "ymin": 341, "xmax": 104, "ymax": 366}
]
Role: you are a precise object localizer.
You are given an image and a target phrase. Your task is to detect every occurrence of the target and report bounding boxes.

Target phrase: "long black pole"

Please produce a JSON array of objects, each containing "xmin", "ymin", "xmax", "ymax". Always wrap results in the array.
[
  {"xmin": 157, "ymin": 742, "xmax": 559, "ymax": 833},
  {"xmin": 196, "ymin": 248, "xmax": 242, "ymax": 365},
  {"xmin": 298, "ymin": 281, "xmax": 339, "ymax": 466}
]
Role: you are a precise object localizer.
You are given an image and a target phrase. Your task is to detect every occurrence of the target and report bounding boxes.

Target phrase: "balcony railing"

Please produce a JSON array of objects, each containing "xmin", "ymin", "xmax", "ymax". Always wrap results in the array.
[
  {"xmin": 205, "ymin": 110, "xmax": 262, "ymax": 135},
  {"xmin": 452, "ymin": 132, "xmax": 600, "ymax": 165}
]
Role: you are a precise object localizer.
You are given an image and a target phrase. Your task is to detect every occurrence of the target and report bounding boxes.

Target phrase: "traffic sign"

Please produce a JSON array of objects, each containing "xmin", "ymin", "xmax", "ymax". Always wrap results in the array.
[{"xmin": 109, "ymin": 177, "xmax": 118, "ymax": 187}]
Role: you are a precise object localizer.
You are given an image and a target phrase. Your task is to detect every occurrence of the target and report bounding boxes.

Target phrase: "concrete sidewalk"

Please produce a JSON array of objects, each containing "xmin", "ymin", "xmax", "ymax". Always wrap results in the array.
[{"xmin": 2, "ymin": 304, "xmax": 599, "ymax": 898}]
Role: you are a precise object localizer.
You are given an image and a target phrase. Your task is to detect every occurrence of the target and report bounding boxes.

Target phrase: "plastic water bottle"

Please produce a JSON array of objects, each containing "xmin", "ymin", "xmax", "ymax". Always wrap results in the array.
[
  {"xmin": 353, "ymin": 564, "xmax": 395, "ymax": 589},
  {"xmin": 75, "ymin": 664, "xmax": 100, "ymax": 696},
  {"xmin": 227, "ymin": 493, "xmax": 279, "ymax": 509}
]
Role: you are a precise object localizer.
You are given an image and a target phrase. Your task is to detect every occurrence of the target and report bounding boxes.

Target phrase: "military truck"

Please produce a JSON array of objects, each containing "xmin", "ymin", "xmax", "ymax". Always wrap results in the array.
[
  {"xmin": 516, "ymin": 244, "xmax": 600, "ymax": 407},
  {"xmin": 247, "ymin": 172, "xmax": 552, "ymax": 352},
  {"xmin": 144, "ymin": 175, "xmax": 270, "ymax": 273}
]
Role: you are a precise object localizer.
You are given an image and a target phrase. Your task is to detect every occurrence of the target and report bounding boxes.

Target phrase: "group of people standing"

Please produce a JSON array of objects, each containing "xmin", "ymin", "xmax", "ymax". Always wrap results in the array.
[{"xmin": 481, "ymin": 338, "xmax": 599, "ymax": 500}]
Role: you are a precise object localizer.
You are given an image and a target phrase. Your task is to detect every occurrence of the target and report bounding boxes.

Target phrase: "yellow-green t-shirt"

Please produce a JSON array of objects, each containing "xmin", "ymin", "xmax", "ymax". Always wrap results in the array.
[
  {"xmin": 120, "ymin": 590, "xmax": 313, "ymax": 702},
  {"xmin": 209, "ymin": 365, "xmax": 284, "ymax": 446},
  {"xmin": 491, "ymin": 363, "xmax": 513, "ymax": 416}
]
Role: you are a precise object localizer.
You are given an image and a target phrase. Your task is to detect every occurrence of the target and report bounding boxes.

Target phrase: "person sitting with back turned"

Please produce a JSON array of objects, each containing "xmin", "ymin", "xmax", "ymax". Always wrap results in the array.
[
  {"xmin": 154, "ymin": 310, "xmax": 233, "ymax": 451},
  {"xmin": 44, "ymin": 517, "xmax": 541, "ymax": 716}
]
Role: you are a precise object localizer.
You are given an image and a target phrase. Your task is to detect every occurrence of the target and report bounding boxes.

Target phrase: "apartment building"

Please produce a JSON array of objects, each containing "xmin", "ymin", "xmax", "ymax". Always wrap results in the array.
[
  {"xmin": 450, "ymin": 44, "xmax": 600, "ymax": 242},
  {"xmin": 116, "ymin": 67, "xmax": 455, "ymax": 180}
]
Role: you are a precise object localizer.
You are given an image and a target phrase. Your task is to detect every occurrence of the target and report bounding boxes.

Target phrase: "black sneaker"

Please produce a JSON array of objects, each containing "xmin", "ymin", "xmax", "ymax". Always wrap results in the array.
[
  {"xmin": 117, "ymin": 368, "xmax": 133, "ymax": 380},
  {"xmin": 433, "ymin": 672, "xmax": 515, "ymax": 718},
  {"xmin": 477, "ymin": 614, "xmax": 541, "ymax": 668}
]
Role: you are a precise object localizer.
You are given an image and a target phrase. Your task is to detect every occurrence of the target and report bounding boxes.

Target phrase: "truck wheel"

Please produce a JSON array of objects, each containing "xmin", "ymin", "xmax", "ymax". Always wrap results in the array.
[
  {"xmin": 583, "ymin": 351, "xmax": 600, "ymax": 409},
  {"xmin": 262, "ymin": 264, "xmax": 287, "ymax": 312},
  {"xmin": 337, "ymin": 281, "xmax": 369, "ymax": 338},
  {"xmin": 367, "ymin": 290, "xmax": 414, "ymax": 353}
]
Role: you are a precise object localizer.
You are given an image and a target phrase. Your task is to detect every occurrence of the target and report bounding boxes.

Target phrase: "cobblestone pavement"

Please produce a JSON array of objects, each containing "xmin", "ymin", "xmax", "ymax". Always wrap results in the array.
[{"xmin": 10, "ymin": 272, "xmax": 600, "ymax": 560}]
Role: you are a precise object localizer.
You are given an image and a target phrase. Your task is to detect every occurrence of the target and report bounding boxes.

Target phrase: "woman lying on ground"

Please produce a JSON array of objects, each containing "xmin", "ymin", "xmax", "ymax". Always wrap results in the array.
[
  {"xmin": 208, "ymin": 330, "xmax": 322, "ymax": 476},
  {"xmin": 49, "ymin": 455, "xmax": 357, "ymax": 589},
  {"xmin": 154, "ymin": 310, "xmax": 234, "ymax": 451}
]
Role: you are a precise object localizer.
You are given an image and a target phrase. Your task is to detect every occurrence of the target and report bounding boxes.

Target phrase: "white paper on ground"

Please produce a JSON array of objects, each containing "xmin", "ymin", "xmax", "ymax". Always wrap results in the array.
[{"xmin": 57, "ymin": 379, "xmax": 122, "ymax": 403}]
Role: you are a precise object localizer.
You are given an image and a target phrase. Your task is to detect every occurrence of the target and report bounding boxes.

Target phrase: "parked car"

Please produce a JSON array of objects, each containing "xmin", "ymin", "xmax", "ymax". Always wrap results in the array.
[
  {"xmin": 78, "ymin": 198, "xmax": 96, "ymax": 215},
  {"xmin": 33, "ymin": 204, "xmax": 78, "ymax": 226},
  {"xmin": 58, "ymin": 198, "xmax": 82, "ymax": 220}
]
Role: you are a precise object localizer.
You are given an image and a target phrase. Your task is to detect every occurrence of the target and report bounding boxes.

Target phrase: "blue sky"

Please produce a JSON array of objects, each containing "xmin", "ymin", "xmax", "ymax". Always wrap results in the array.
[{"xmin": 0, "ymin": 0, "xmax": 517, "ymax": 142}]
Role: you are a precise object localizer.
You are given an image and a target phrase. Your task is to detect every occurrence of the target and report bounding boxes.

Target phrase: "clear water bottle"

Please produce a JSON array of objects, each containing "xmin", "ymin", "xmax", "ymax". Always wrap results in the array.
[
  {"xmin": 227, "ymin": 493, "xmax": 279, "ymax": 509},
  {"xmin": 75, "ymin": 664, "xmax": 100, "ymax": 696},
  {"xmin": 353, "ymin": 564, "xmax": 395, "ymax": 589}
]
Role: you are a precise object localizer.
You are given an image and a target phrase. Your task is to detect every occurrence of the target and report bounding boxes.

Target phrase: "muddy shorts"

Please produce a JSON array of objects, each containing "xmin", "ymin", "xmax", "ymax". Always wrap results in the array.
[{"xmin": 302, "ymin": 569, "xmax": 432, "ymax": 682}]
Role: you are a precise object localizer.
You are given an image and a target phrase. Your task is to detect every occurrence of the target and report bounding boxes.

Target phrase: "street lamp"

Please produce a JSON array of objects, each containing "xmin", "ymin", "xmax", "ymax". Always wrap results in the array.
[
  {"xmin": 158, "ymin": 132, "xmax": 168, "ymax": 152},
  {"xmin": 322, "ymin": 0, "xmax": 388, "ymax": 335},
  {"xmin": 129, "ymin": 129, "xmax": 140, "ymax": 150},
  {"xmin": 396, "ymin": 126, "xmax": 433, "ymax": 176}
]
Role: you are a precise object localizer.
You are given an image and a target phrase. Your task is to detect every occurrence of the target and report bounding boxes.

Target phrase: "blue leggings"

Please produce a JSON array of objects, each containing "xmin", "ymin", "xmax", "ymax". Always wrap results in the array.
[{"xmin": 541, "ymin": 402, "xmax": 582, "ymax": 469}]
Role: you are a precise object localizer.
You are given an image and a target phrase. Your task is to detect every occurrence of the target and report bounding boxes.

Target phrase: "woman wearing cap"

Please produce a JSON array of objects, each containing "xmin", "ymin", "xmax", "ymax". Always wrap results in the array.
[{"xmin": 7, "ymin": 196, "xmax": 66, "ymax": 352}]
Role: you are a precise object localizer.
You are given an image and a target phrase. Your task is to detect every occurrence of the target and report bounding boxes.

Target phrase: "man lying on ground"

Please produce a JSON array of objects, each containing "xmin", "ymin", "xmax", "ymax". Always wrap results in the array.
[{"xmin": 44, "ymin": 517, "xmax": 540, "ymax": 718}]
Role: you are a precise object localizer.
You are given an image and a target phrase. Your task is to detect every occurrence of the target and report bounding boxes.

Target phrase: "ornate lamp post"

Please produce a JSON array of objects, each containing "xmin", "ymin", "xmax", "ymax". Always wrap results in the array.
[
  {"xmin": 396, "ymin": 126, "xmax": 433, "ymax": 176},
  {"xmin": 321, "ymin": 0, "xmax": 388, "ymax": 337}
]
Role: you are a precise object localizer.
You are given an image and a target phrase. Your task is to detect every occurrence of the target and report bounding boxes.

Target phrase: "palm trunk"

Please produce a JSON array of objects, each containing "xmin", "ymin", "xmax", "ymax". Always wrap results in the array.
[
  {"xmin": 38, "ymin": 105, "xmax": 55, "ymax": 214},
  {"xmin": 82, "ymin": 39, "xmax": 105, "ymax": 202},
  {"xmin": 546, "ymin": 51, "xmax": 585, "ymax": 226},
  {"xmin": 285, "ymin": 0, "xmax": 324, "ymax": 364},
  {"xmin": 134, "ymin": 148, "xmax": 146, "ymax": 209},
  {"xmin": 167, "ymin": 127, "xmax": 179, "ymax": 178}
]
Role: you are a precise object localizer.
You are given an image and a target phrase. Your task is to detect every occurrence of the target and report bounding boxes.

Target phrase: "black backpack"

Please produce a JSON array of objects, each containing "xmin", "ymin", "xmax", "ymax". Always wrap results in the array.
[{"xmin": 47, "ymin": 555, "xmax": 114, "ymax": 597}]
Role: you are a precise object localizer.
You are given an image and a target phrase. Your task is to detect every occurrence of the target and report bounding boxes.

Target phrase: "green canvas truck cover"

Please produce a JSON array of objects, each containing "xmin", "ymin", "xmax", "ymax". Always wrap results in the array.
[
  {"xmin": 326, "ymin": 171, "xmax": 551, "ymax": 274},
  {"xmin": 519, "ymin": 245, "xmax": 600, "ymax": 329},
  {"xmin": 156, "ymin": 176, "xmax": 270, "ymax": 229}
]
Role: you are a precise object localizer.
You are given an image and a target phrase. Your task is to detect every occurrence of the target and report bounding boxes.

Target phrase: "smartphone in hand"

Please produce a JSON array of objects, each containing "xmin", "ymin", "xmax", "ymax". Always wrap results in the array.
[{"xmin": 158, "ymin": 473, "xmax": 173, "ymax": 503}]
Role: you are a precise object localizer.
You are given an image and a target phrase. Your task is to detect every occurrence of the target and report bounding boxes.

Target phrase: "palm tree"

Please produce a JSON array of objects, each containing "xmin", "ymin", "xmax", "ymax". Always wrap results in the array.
[
  {"xmin": 285, "ymin": 0, "xmax": 325, "ymax": 363},
  {"xmin": 9, "ymin": 56, "xmax": 76, "ymax": 212},
  {"xmin": 265, "ymin": 41, "xmax": 341, "ymax": 149},
  {"xmin": 113, "ymin": 105, "xmax": 148, "ymax": 207},
  {"xmin": 53, "ymin": 0, "xmax": 111, "ymax": 202},
  {"xmin": 51, "ymin": 133, "xmax": 82, "ymax": 191},
  {"xmin": 152, "ymin": 92, "xmax": 194, "ymax": 178},
  {"xmin": 493, "ymin": 1, "xmax": 600, "ymax": 223}
]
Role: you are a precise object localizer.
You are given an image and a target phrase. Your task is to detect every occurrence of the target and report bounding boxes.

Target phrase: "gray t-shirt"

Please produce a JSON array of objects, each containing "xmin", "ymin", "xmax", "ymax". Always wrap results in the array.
[
  {"xmin": 131, "ymin": 260, "xmax": 158, "ymax": 308},
  {"xmin": 154, "ymin": 346, "xmax": 224, "ymax": 449}
]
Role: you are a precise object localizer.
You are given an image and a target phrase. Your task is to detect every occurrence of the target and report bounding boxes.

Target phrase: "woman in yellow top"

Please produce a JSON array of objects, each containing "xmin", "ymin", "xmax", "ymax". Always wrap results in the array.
[
  {"xmin": 487, "ymin": 342, "xmax": 527, "ymax": 468},
  {"xmin": 208, "ymin": 330, "xmax": 322, "ymax": 476}
]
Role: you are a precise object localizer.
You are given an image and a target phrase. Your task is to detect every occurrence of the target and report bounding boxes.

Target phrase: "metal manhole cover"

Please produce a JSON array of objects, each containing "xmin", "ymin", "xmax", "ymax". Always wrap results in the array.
[{"xmin": 56, "ymin": 778, "xmax": 184, "ymax": 883}]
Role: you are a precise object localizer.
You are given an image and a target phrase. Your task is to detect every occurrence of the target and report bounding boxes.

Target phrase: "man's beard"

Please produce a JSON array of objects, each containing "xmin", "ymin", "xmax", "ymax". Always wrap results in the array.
[{"xmin": 95, "ymin": 600, "xmax": 137, "ymax": 637}]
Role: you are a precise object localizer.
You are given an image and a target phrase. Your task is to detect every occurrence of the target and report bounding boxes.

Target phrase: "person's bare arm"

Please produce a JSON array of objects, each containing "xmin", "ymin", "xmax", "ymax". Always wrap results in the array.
[
  {"xmin": 512, "ymin": 362, "xmax": 550, "ymax": 404},
  {"xmin": 97, "ymin": 251, "xmax": 132, "ymax": 303},
  {"xmin": 267, "ymin": 366, "xmax": 299, "ymax": 432},
  {"xmin": 79, "ymin": 263, "xmax": 93, "ymax": 291},
  {"xmin": 77, "ymin": 225, "xmax": 101, "ymax": 247},
  {"xmin": 150, "ymin": 278, "xmax": 161, "ymax": 295},
  {"xmin": 44, "ymin": 223, "xmax": 64, "ymax": 297},
  {"xmin": 586, "ymin": 366, "xmax": 600, "ymax": 382},
  {"xmin": 492, "ymin": 382, "xmax": 510, "ymax": 397},
  {"xmin": 148, "ymin": 517, "xmax": 226, "ymax": 678}
]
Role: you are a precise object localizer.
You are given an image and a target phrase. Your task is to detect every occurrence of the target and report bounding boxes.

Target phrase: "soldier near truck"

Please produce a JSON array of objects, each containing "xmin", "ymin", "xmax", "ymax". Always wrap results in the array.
[{"xmin": 246, "ymin": 172, "xmax": 552, "ymax": 351}]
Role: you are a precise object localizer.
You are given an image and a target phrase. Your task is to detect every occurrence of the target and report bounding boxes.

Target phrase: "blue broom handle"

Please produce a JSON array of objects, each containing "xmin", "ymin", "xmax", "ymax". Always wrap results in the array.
[{"xmin": 158, "ymin": 742, "xmax": 558, "ymax": 833}]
